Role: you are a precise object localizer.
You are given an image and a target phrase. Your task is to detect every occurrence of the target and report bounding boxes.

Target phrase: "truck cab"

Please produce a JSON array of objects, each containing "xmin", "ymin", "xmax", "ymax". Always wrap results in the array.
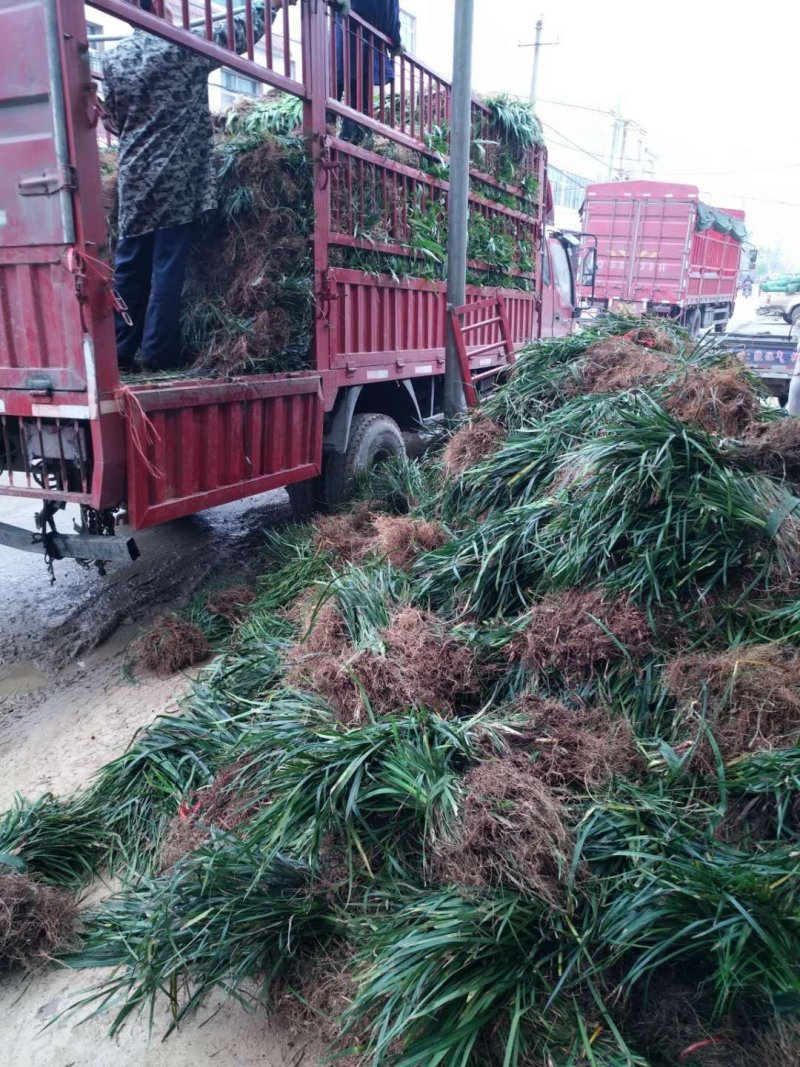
[{"xmin": 541, "ymin": 232, "xmax": 586, "ymax": 337}]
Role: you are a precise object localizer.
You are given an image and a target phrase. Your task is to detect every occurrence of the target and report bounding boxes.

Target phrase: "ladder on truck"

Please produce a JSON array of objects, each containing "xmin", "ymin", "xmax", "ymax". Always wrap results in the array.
[{"xmin": 448, "ymin": 295, "xmax": 517, "ymax": 408}]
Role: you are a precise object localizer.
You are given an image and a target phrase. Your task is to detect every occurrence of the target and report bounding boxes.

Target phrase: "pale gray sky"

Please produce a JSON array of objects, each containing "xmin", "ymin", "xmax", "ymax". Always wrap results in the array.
[{"xmin": 403, "ymin": 0, "xmax": 800, "ymax": 259}]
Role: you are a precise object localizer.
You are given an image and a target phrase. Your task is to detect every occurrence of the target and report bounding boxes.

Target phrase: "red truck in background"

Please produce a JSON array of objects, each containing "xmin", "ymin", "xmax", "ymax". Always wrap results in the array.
[
  {"xmin": 579, "ymin": 181, "xmax": 752, "ymax": 336},
  {"xmin": 0, "ymin": 0, "xmax": 583, "ymax": 575}
]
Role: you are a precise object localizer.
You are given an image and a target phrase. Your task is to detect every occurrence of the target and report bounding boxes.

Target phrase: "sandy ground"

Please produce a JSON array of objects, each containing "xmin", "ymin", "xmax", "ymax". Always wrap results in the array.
[
  {"xmin": 0, "ymin": 489, "xmax": 325, "ymax": 1066},
  {"xmin": 0, "ymin": 969, "xmax": 322, "ymax": 1067}
]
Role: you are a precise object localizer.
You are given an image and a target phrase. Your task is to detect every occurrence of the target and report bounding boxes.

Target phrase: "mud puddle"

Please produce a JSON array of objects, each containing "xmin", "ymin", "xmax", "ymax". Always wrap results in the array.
[{"xmin": 0, "ymin": 662, "xmax": 49, "ymax": 696}]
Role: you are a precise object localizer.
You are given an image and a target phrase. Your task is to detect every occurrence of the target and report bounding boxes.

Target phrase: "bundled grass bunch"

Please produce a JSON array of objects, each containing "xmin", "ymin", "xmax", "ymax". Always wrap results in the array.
[
  {"xmin": 1, "ymin": 319, "xmax": 800, "ymax": 1065},
  {"xmin": 182, "ymin": 104, "xmax": 315, "ymax": 376}
]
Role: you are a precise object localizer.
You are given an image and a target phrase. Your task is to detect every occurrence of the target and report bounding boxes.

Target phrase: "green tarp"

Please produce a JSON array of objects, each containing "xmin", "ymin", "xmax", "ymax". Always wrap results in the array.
[
  {"xmin": 696, "ymin": 202, "xmax": 747, "ymax": 243},
  {"xmin": 761, "ymin": 274, "xmax": 800, "ymax": 293}
]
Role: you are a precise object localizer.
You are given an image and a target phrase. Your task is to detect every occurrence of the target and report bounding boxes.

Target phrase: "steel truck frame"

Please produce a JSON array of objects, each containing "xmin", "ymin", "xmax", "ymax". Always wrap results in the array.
[{"xmin": 0, "ymin": 0, "xmax": 554, "ymax": 567}]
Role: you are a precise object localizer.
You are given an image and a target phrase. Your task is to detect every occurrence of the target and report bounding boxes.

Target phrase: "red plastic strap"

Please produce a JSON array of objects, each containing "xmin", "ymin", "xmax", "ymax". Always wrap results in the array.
[
  {"xmin": 115, "ymin": 386, "xmax": 165, "ymax": 482},
  {"xmin": 679, "ymin": 1037, "xmax": 735, "ymax": 1061},
  {"xmin": 623, "ymin": 328, "xmax": 656, "ymax": 349},
  {"xmin": 179, "ymin": 799, "xmax": 203, "ymax": 821}
]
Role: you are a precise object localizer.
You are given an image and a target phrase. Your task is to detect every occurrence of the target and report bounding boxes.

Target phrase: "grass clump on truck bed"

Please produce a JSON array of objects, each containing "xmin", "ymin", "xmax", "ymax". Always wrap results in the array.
[
  {"xmin": 103, "ymin": 92, "xmax": 545, "ymax": 379},
  {"xmin": 2, "ymin": 317, "xmax": 800, "ymax": 1063}
]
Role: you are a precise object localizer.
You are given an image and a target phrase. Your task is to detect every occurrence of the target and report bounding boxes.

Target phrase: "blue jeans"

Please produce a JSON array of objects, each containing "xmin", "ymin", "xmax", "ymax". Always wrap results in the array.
[{"xmin": 114, "ymin": 223, "xmax": 193, "ymax": 371}]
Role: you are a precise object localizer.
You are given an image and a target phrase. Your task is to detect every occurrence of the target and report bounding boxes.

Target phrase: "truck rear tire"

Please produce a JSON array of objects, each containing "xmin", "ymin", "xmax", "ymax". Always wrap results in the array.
[
  {"xmin": 287, "ymin": 474, "xmax": 325, "ymax": 521},
  {"xmin": 686, "ymin": 309, "xmax": 702, "ymax": 337},
  {"xmin": 325, "ymin": 413, "xmax": 406, "ymax": 508}
]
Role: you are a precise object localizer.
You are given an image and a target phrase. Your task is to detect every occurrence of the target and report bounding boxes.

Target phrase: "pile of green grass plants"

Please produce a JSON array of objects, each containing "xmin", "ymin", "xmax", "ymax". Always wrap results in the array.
[{"xmin": 0, "ymin": 320, "xmax": 798, "ymax": 1066}]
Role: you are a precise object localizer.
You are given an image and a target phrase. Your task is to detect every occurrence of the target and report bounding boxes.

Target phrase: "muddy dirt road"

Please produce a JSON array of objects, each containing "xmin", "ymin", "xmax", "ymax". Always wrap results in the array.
[{"xmin": 0, "ymin": 489, "xmax": 325, "ymax": 1066}]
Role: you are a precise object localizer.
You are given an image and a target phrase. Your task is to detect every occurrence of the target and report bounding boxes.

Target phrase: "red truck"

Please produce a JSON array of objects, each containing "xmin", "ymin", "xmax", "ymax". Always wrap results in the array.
[
  {"xmin": 579, "ymin": 180, "xmax": 750, "ymax": 336},
  {"xmin": 0, "ymin": 1, "xmax": 581, "ymax": 573}
]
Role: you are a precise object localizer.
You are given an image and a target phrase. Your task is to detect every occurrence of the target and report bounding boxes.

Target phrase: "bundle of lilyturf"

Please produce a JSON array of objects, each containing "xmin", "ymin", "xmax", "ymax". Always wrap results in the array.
[{"xmin": 1, "ymin": 318, "xmax": 799, "ymax": 1066}]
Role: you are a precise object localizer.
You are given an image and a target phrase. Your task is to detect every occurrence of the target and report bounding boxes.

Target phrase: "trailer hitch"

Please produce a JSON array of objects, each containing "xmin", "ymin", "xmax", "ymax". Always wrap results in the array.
[{"xmin": 0, "ymin": 504, "xmax": 140, "ymax": 584}]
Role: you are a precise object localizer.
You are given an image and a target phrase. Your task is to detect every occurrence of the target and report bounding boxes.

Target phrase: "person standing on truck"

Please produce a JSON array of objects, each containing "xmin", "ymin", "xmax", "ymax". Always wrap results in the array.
[
  {"xmin": 102, "ymin": 0, "xmax": 297, "ymax": 373},
  {"xmin": 335, "ymin": 0, "xmax": 403, "ymax": 144}
]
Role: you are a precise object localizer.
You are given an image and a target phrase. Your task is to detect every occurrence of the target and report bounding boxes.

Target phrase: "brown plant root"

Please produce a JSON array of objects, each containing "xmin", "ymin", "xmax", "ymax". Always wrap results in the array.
[
  {"xmin": 750, "ymin": 1018, "xmax": 800, "ymax": 1067},
  {"xmin": 433, "ymin": 758, "xmax": 573, "ymax": 904},
  {"xmin": 312, "ymin": 509, "xmax": 446, "ymax": 569},
  {"xmin": 277, "ymin": 946, "xmax": 364, "ymax": 1065},
  {"xmin": 580, "ymin": 337, "xmax": 673, "ymax": 394},
  {"xmin": 622, "ymin": 976, "xmax": 800, "ymax": 1067},
  {"xmin": 160, "ymin": 760, "xmax": 261, "ymax": 870},
  {"xmin": 289, "ymin": 607, "xmax": 481, "ymax": 722},
  {"xmin": 663, "ymin": 364, "xmax": 760, "ymax": 437},
  {"xmin": 205, "ymin": 585, "xmax": 257, "ymax": 623},
  {"xmin": 624, "ymin": 324, "xmax": 680, "ymax": 354},
  {"xmin": 136, "ymin": 613, "xmax": 211, "ymax": 677},
  {"xmin": 371, "ymin": 515, "xmax": 447, "ymax": 567},
  {"xmin": 735, "ymin": 417, "xmax": 800, "ymax": 484},
  {"xmin": 664, "ymin": 643, "xmax": 800, "ymax": 769},
  {"xmin": 517, "ymin": 589, "xmax": 654, "ymax": 684},
  {"xmin": 313, "ymin": 504, "xmax": 376, "ymax": 564},
  {"xmin": 0, "ymin": 872, "xmax": 78, "ymax": 971},
  {"xmin": 288, "ymin": 590, "xmax": 350, "ymax": 656},
  {"xmin": 509, "ymin": 696, "xmax": 641, "ymax": 789},
  {"xmin": 442, "ymin": 418, "xmax": 505, "ymax": 475},
  {"xmin": 715, "ymin": 791, "xmax": 800, "ymax": 847}
]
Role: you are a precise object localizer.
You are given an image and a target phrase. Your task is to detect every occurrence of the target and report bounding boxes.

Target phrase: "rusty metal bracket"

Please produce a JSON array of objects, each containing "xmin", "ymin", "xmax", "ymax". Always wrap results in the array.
[
  {"xmin": 315, "ymin": 268, "xmax": 339, "ymax": 323},
  {"xmin": 18, "ymin": 165, "xmax": 77, "ymax": 197}
]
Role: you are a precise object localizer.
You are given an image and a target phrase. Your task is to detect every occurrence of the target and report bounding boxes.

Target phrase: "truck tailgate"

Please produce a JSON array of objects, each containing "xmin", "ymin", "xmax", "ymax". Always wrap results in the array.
[
  {"xmin": 124, "ymin": 373, "xmax": 323, "ymax": 529},
  {"xmin": 582, "ymin": 188, "xmax": 694, "ymax": 306},
  {"xmin": 718, "ymin": 333, "xmax": 798, "ymax": 378}
]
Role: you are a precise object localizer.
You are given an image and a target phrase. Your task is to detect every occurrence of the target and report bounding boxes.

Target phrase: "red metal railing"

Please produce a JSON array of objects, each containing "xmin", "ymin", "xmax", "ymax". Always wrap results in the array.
[
  {"xmin": 327, "ymin": 140, "xmax": 537, "ymax": 283},
  {"xmin": 83, "ymin": 0, "xmax": 546, "ymax": 356},
  {"xmin": 449, "ymin": 295, "xmax": 516, "ymax": 409},
  {"xmin": 88, "ymin": 0, "xmax": 305, "ymax": 97}
]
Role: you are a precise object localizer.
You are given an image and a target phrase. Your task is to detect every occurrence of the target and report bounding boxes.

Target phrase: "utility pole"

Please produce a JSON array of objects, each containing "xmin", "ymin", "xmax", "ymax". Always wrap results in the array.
[
  {"xmin": 607, "ymin": 99, "xmax": 621, "ymax": 180},
  {"xmin": 444, "ymin": 0, "xmax": 475, "ymax": 419},
  {"xmin": 617, "ymin": 119, "xmax": 630, "ymax": 180},
  {"xmin": 519, "ymin": 16, "xmax": 558, "ymax": 108},
  {"xmin": 529, "ymin": 17, "xmax": 543, "ymax": 105}
]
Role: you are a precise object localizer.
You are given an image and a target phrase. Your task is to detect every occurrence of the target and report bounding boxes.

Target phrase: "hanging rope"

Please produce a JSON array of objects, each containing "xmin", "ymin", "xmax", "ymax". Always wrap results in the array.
[{"xmin": 115, "ymin": 385, "xmax": 165, "ymax": 482}]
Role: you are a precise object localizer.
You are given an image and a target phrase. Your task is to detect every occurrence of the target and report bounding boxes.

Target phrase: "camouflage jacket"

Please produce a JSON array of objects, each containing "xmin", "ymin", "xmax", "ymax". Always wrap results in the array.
[{"xmin": 102, "ymin": 3, "xmax": 273, "ymax": 238}]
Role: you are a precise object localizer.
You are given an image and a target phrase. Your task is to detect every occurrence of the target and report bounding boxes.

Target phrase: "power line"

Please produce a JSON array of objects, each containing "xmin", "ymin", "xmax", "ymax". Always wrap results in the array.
[
  {"xmin": 546, "ymin": 136, "xmax": 642, "ymax": 167},
  {"xmin": 536, "ymin": 96, "xmax": 618, "ymax": 120},
  {"xmin": 540, "ymin": 122, "xmax": 608, "ymax": 168},
  {"xmin": 708, "ymin": 193, "xmax": 800, "ymax": 209},
  {"xmin": 664, "ymin": 162, "xmax": 800, "ymax": 177}
]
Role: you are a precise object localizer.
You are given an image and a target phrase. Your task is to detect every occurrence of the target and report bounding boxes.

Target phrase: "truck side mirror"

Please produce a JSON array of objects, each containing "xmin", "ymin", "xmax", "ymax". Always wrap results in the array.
[
  {"xmin": 581, "ymin": 248, "xmax": 597, "ymax": 287},
  {"xmin": 748, "ymin": 249, "xmax": 758, "ymax": 270}
]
